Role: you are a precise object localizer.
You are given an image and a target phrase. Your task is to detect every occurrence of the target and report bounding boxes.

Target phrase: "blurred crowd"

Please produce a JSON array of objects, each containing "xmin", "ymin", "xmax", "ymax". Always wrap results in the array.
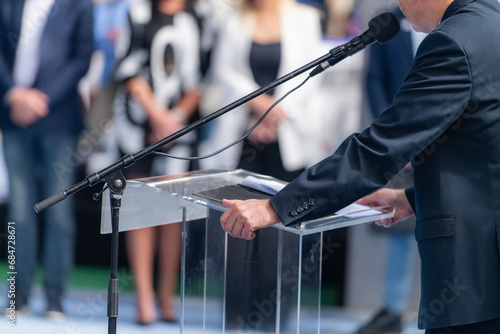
[{"xmin": 1, "ymin": 0, "xmax": 419, "ymax": 333}]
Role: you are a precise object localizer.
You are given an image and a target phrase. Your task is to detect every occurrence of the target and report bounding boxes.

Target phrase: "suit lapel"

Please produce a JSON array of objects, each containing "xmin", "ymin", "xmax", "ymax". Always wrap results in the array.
[
  {"xmin": 41, "ymin": 1, "xmax": 59, "ymax": 39},
  {"xmin": 35, "ymin": 0, "xmax": 59, "ymax": 86}
]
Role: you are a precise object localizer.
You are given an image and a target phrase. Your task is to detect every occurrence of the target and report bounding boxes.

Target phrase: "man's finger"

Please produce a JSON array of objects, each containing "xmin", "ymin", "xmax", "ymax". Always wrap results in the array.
[
  {"xmin": 220, "ymin": 204, "xmax": 241, "ymax": 235},
  {"xmin": 220, "ymin": 207, "xmax": 235, "ymax": 231},
  {"xmin": 356, "ymin": 195, "xmax": 377, "ymax": 206},
  {"xmin": 222, "ymin": 199, "xmax": 239, "ymax": 207},
  {"xmin": 241, "ymin": 225, "xmax": 255, "ymax": 240},
  {"xmin": 230, "ymin": 218, "xmax": 245, "ymax": 239}
]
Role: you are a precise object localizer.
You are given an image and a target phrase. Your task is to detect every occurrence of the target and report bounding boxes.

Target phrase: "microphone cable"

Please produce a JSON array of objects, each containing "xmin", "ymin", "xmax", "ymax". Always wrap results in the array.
[{"xmin": 152, "ymin": 74, "xmax": 311, "ymax": 161}]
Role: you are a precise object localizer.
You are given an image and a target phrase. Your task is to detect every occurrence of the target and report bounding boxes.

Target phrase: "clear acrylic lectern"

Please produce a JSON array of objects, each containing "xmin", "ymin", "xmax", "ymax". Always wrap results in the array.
[{"xmin": 101, "ymin": 169, "xmax": 393, "ymax": 334}]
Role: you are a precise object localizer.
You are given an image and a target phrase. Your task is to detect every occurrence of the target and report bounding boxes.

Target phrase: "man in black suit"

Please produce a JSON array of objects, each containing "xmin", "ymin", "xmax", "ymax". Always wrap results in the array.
[{"xmin": 220, "ymin": 0, "xmax": 500, "ymax": 332}]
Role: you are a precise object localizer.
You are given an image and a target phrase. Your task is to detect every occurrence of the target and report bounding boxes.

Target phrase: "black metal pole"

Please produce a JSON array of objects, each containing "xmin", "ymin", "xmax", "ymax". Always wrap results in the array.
[
  {"xmin": 31, "ymin": 39, "xmax": 353, "ymax": 334},
  {"xmin": 30, "ymin": 50, "xmax": 337, "ymax": 334},
  {"xmin": 33, "ymin": 51, "xmax": 335, "ymax": 213},
  {"xmin": 35, "ymin": 11, "xmax": 401, "ymax": 213},
  {"xmin": 104, "ymin": 171, "xmax": 126, "ymax": 334},
  {"xmin": 30, "ymin": 13, "xmax": 400, "ymax": 333}
]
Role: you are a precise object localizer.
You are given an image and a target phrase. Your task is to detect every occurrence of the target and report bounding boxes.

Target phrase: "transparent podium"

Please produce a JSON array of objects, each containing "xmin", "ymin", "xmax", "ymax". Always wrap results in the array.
[{"xmin": 101, "ymin": 169, "xmax": 393, "ymax": 334}]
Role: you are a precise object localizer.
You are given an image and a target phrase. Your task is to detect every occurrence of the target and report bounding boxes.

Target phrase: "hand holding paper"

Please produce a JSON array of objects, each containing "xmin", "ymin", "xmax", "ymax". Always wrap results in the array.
[
  {"xmin": 356, "ymin": 188, "xmax": 414, "ymax": 227},
  {"xmin": 220, "ymin": 176, "xmax": 392, "ymax": 239},
  {"xmin": 240, "ymin": 176, "xmax": 382, "ymax": 218}
]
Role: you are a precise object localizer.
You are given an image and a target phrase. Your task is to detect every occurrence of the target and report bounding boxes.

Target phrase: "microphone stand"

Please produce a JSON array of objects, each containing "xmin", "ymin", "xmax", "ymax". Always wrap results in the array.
[{"xmin": 33, "ymin": 42, "xmax": 355, "ymax": 334}]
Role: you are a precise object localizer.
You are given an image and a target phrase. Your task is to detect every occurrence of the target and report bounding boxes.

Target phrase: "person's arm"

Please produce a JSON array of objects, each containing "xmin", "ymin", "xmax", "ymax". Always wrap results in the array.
[
  {"xmin": 221, "ymin": 30, "xmax": 472, "ymax": 238},
  {"xmin": 356, "ymin": 188, "xmax": 414, "ymax": 227},
  {"xmin": 220, "ymin": 199, "xmax": 280, "ymax": 240},
  {"xmin": 0, "ymin": 10, "xmax": 49, "ymax": 127},
  {"xmin": 126, "ymin": 76, "xmax": 184, "ymax": 143},
  {"xmin": 144, "ymin": 12, "xmax": 203, "ymax": 143},
  {"xmin": 210, "ymin": 11, "xmax": 286, "ymax": 144},
  {"xmin": 404, "ymin": 187, "xmax": 416, "ymax": 213},
  {"xmin": 271, "ymin": 30, "xmax": 472, "ymax": 226}
]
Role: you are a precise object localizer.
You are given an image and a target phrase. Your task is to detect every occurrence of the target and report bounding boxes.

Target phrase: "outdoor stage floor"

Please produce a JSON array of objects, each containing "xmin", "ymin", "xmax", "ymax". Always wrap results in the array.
[{"xmin": 1, "ymin": 286, "xmax": 424, "ymax": 334}]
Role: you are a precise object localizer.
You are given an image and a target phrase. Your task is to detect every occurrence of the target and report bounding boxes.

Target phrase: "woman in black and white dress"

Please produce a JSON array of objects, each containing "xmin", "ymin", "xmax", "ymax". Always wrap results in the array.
[{"xmin": 113, "ymin": 0, "xmax": 201, "ymax": 324}]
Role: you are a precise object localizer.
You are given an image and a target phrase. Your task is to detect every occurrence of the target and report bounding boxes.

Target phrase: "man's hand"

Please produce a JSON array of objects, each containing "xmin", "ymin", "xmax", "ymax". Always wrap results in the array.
[
  {"xmin": 356, "ymin": 188, "xmax": 414, "ymax": 228},
  {"xmin": 220, "ymin": 199, "xmax": 281, "ymax": 240},
  {"xmin": 8, "ymin": 88, "xmax": 49, "ymax": 128}
]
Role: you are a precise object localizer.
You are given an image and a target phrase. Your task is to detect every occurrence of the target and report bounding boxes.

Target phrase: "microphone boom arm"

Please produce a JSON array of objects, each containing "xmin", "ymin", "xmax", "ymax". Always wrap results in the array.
[
  {"xmin": 34, "ymin": 51, "xmax": 333, "ymax": 212},
  {"xmin": 35, "ymin": 11, "xmax": 400, "ymax": 212}
]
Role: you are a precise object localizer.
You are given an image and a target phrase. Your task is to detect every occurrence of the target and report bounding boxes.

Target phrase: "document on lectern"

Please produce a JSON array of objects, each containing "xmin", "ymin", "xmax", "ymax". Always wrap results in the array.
[{"xmin": 193, "ymin": 175, "xmax": 382, "ymax": 218}]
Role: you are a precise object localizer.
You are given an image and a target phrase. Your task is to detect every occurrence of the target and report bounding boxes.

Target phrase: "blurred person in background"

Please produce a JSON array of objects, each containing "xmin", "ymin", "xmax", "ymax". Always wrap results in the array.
[
  {"xmin": 201, "ymin": 0, "xmax": 323, "ymax": 330},
  {"xmin": 324, "ymin": 0, "xmax": 356, "ymax": 37},
  {"xmin": 84, "ymin": 0, "xmax": 130, "ymax": 119},
  {"xmin": 202, "ymin": 0, "xmax": 323, "ymax": 178},
  {"xmin": 351, "ymin": 0, "xmax": 397, "ymax": 27},
  {"xmin": 0, "ymin": 0, "xmax": 93, "ymax": 318},
  {"xmin": 112, "ymin": 0, "xmax": 204, "ymax": 325},
  {"xmin": 80, "ymin": 0, "xmax": 133, "ymax": 174}
]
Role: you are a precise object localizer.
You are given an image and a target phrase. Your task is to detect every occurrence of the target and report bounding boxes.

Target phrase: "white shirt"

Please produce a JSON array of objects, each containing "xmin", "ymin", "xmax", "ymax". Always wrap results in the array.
[{"xmin": 13, "ymin": 0, "xmax": 55, "ymax": 87}]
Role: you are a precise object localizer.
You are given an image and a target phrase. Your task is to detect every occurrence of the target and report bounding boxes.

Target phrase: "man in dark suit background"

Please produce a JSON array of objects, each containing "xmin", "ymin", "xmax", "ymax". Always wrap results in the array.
[
  {"xmin": 220, "ymin": 0, "xmax": 500, "ymax": 332},
  {"xmin": 0, "ymin": 0, "xmax": 93, "ymax": 317}
]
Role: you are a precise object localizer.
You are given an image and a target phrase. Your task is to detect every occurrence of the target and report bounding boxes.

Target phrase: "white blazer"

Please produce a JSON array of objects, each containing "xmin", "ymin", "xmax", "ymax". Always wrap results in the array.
[{"xmin": 202, "ymin": 4, "xmax": 325, "ymax": 171}]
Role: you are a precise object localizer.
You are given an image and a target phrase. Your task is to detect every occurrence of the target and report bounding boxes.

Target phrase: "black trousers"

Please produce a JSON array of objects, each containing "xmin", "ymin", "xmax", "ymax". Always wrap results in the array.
[{"xmin": 426, "ymin": 317, "xmax": 500, "ymax": 333}]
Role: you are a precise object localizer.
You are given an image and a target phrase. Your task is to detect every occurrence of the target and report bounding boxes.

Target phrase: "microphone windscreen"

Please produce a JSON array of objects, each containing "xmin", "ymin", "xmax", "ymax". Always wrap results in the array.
[{"xmin": 368, "ymin": 12, "xmax": 400, "ymax": 44}]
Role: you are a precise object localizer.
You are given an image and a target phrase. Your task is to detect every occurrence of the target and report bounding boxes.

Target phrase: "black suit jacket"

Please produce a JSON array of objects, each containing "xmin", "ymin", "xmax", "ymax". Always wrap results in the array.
[
  {"xmin": 0, "ymin": 0, "xmax": 93, "ymax": 132},
  {"xmin": 271, "ymin": 0, "xmax": 500, "ymax": 329}
]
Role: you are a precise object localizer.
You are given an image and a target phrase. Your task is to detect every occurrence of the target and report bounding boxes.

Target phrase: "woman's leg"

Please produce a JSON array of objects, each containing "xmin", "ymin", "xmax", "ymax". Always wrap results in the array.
[
  {"xmin": 157, "ymin": 222, "xmax": 182, "ymax": 321},
  {"xmin": 126, "ymin": 226, "xmax": 158, "ymax": 324}
]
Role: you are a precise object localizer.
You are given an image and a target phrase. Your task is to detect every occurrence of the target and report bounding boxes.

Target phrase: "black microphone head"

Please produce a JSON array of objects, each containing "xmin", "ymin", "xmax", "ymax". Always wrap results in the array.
[{"xmin": 368, "ymin": 12, "xmax": 400, "ymax": 44}]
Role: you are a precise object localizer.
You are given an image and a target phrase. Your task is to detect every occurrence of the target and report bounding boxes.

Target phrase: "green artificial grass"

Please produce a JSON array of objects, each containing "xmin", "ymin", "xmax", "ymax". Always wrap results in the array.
[
  {"xmin": 0, "ymin": 261, "xmax": 341, "ymax": 305},
  {"xmin": 0, "ymin": 261, "xmax": 134, "ymax": 292}
]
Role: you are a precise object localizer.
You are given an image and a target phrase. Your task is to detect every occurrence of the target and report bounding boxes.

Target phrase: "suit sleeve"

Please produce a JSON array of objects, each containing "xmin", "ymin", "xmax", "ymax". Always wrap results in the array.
[
  {"xmin": 271, "ymin": 30, "xmax": 473, "ymax": 226},
  {"xmin": 405, "ymin": 187, "xmax": 416, "ymax": 213},
  {"xmin": 41, "ymin": 0, "xmax": 94, "ymax": 105}
]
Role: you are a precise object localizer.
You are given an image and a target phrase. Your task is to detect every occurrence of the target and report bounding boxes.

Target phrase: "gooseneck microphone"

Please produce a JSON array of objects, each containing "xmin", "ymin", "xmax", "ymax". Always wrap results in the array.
[{"xmin": 310, "ymin": 12, "xmax": 400, "ymax": 77}]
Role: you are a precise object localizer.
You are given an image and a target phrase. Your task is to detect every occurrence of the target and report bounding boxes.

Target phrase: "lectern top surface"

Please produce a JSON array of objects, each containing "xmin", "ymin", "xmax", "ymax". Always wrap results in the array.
[{"xmin": 101, "ymin": 169, "xmax": 394, "ymax": 235}]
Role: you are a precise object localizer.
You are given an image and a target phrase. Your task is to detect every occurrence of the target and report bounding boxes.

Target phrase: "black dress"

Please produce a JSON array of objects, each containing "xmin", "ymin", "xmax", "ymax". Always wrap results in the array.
[{"xmin": 238, "ymin": 41, "xmax": 304, "ymax": 182}]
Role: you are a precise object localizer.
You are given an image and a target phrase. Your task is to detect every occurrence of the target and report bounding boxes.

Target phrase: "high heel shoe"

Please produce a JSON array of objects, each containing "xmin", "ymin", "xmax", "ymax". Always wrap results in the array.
[
  {"xmin": 136, "ymin": 319, "xmax": 155, "ymax": 326},
  {"xmin": 161, "ymin": 316, "xmax": 177, "ymax": 324}
]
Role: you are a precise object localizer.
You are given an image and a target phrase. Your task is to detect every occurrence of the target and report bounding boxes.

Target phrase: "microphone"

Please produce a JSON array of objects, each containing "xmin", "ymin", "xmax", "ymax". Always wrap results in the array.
[{"xmin": 310, "ymin": 12, "xmax": 400, "ymax": 77}]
